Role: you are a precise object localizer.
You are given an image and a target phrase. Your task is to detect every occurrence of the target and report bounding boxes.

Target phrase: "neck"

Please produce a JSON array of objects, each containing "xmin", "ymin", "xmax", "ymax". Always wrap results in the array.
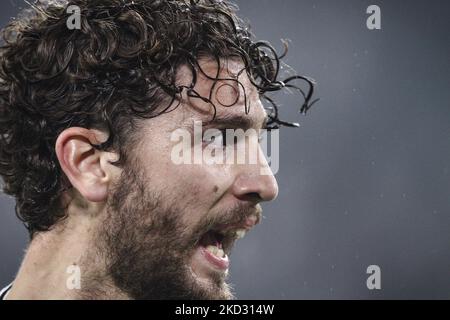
[{"xmin": 6, "ymin": 207, "xmax": 128, "ymax": 300}]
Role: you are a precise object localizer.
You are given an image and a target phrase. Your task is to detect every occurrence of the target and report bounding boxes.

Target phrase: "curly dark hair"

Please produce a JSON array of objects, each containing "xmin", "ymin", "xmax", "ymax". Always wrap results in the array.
[{"xmin": 0, "ymin": 0, "xmax": 317, "ymax": 237}]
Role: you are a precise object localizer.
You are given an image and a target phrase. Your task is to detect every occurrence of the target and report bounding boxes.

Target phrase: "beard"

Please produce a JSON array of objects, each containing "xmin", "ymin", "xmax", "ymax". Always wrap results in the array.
[{"xmin": 84, "ymin": 159, "xmax": 258, "ymax": 300}]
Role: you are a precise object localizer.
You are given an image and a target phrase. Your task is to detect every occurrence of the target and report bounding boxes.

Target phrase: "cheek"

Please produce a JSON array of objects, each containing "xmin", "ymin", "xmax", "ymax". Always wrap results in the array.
[
  {"xmin": 138, "ymin": 133, "xmax": 233, "ymax": 219},
  {"xmin": 165, "ymin": 138, "xmax": 234, "ymax": 196},
  {"xmin": 175, "ymin": 164, "xmax": 231, "ymax": 200},
  {"xmin": 170, "ymin": 163, "xmax": 234, "ymax": 222}
]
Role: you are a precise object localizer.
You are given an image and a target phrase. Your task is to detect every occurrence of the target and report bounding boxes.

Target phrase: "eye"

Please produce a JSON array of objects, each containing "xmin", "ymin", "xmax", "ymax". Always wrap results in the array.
[
  {"xmin": 202, "ymin": 128, "xmax": 243, "ymax": 149},
  {"xmin": 202, "ymin": 129, "xmax": 226, "ymax": 149},
  {"xmin": 202, "ymin": 128, "xmax": 264, "ymax": 149}
]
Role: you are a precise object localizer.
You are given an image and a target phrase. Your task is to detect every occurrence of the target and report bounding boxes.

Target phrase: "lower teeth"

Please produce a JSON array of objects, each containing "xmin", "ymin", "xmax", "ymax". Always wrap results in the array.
[{"xmin": 206, "ymin": 245, "xmax": 225, "ymax": 258}]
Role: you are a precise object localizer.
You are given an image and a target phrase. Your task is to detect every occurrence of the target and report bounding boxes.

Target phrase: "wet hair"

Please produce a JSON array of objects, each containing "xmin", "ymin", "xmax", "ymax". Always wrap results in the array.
[{"xmin": 0, "ymin": 0, "xmax": 317, "ymax": 237}]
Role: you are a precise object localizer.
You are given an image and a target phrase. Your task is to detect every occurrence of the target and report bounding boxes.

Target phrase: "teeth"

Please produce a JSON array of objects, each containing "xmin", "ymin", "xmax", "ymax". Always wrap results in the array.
[
  {"xmin": 206, "ymin": 245, "xmax": 217, "ymax": 255},
  {"xmin": 217, "ymin": 248, "xmax": 225, "ymax": 258},
  {"xmin": 235, "ymin": 229, "xmax": 246, "ymax": 239},
  {"xmin": 206, "ymin": 245, "xmax": 225, "ymax": 258}
]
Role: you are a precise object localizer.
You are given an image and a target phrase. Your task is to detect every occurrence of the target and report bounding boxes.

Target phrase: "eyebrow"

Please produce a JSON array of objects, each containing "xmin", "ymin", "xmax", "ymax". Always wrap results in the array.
[{"xmin": 202, "ymin": 113, "xmax": 269, "ymax": 131}]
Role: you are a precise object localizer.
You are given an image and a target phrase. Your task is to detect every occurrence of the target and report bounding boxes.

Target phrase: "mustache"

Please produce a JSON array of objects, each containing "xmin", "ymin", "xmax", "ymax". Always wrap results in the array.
[{"xmin": 189, "ymin": 203, "xmax": 262, "ymax": 244}]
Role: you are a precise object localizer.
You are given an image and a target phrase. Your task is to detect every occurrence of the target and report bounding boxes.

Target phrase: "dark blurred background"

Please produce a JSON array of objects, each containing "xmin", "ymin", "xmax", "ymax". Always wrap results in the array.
[{"xmin": 1, "ymin": 0, "xmax": 449, "ymax": 299}]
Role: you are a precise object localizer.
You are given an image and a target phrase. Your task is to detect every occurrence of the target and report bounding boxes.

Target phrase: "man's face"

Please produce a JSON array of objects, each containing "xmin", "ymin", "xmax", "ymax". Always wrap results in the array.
[{"xmin": 93, "ymin": 59, "xmax": 279, "ymax": 299}]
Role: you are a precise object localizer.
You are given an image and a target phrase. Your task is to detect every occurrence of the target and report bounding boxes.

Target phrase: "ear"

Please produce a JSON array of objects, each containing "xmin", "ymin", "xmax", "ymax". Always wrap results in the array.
[{"xmin": 55, "ymin": 127, "xmax": 120, "ymax": 202}]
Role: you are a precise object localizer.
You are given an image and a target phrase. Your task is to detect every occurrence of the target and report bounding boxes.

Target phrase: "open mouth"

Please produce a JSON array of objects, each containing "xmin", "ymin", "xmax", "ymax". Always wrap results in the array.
[
  {"xmin": 190, "ymin": 214, "xmax": 258, "ymax": 280},
  {"xmin": 193, "ymin": 226, "xmax": 248, "ymax": 273}
]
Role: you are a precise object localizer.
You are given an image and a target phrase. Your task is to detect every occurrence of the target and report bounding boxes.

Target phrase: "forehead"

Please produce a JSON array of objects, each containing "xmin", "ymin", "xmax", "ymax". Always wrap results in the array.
[{"xmin": 176, "ymin": 57, "xmax": 267, "ymax": 127}]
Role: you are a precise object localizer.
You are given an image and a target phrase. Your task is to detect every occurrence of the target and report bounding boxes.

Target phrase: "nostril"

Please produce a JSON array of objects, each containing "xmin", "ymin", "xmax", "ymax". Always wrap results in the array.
[
  {"xmin": 232, "ymin": 173, "xmax": 278, "ymax": 203},
  {"xmin": 240, "ymin": 192, "xmax": 262, "ymax": 203}
]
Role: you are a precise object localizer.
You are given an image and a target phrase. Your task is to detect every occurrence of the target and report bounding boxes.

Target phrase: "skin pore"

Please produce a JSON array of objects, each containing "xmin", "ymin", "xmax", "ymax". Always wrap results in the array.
[{"xmin": 5, "ymin": 58, "xmax": 279, "ymax": 300}]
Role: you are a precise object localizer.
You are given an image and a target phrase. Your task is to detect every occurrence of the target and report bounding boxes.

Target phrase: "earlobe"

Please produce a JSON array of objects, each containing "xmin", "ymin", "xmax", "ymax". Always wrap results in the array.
[{"xmin": 55, "ymin": 127, "xmax": 114, "ymax": 203}]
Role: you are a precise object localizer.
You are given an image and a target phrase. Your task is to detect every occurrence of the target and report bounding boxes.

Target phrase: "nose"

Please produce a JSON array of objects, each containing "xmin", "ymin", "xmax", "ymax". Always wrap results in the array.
[
  {"xmin": 231, "ymin": 157, "xmax": 279, "ymax": 203},
  {"xmin": 231, "ymin": 171, "xmax": 279, "ymax": 203}
]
